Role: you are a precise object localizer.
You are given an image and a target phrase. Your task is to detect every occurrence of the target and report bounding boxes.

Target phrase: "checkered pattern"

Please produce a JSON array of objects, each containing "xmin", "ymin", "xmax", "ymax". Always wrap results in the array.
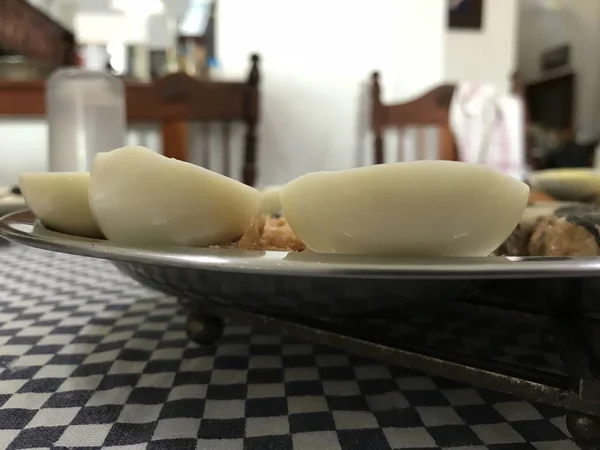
[
  {"xmin": 319, "ymin": 311, "xmax": 564, "ymax": 376},
  {"xmin": 0, "ymin": 244, "xmax": 580, "ymax": 449}
]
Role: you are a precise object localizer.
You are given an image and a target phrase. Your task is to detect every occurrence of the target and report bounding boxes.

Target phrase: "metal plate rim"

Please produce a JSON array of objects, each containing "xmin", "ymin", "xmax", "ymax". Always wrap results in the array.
[{"xmin": 2, "ymin": 210, "xmax": 600, "ymax": 279}]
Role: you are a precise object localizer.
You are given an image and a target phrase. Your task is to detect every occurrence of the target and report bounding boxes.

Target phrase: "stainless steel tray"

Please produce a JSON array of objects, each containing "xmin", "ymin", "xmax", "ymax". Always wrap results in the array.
[
  {"xmin": 2, "ymin": 210, "xmax": 600, "ymax": 279},
  {"xmin": 2, "ymin": 210, "xmax": 600, "ymax": 318}
]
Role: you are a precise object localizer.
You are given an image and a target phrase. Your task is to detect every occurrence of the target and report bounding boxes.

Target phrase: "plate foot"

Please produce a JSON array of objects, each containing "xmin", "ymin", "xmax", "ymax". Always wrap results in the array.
[
  {"xmin": 186, "ymin": 311, "xmax": 224, "ymax": 345},
  {"xmin": 567, "ymin": 412, "xmax": 600, "ymax": 448}
]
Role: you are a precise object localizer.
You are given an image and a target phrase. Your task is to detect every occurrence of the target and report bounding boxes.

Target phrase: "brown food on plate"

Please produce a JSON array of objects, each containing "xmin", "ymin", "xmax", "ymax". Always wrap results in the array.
[
  {"xmin": 527, "ymin": 190, "xmax": 555, "ymax": 204},
  {"xmin": 496, "ymin": 203, "xmax": 600, "ymax": 257},
  {"xmin": 528, "ymin": 215, "xmax": 599, "ymax": 257},
  {"xmin": 212, "ymin": 215, "xmax": 305, "ymax": 252},
  {"xmin": 496, "ymin": 223, "xmax": 532, "ymax": 256}
]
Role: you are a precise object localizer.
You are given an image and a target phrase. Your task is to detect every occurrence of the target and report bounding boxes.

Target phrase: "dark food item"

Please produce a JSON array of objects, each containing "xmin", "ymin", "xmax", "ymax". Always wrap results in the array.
[
  {"xmin": 497, "ymin": 223, "xmax": 532, "ymax": 256},
  {"xmin": 497, "ymin": 203, "xmax": 600, "ymax": 257}
]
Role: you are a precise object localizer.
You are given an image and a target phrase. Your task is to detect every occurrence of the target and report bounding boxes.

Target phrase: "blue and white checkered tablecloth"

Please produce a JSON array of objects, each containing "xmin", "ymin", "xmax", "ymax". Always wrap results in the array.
[{"xmin": 0, "ymin": 244, "xmax": 580, "ymax": 449}]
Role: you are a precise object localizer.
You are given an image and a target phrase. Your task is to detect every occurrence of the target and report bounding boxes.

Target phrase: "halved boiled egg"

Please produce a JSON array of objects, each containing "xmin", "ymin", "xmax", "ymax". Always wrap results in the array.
[
  {"xmin": 19, "ymin": 172, "xmax": 103, "ymax": 238},
  {"xmin": 89, "ymin": 145, "xmax": 262, "ymax": 247},
  {"xmin": 280, "ymin": 161, "xmax": 529, "ymax": 257}
]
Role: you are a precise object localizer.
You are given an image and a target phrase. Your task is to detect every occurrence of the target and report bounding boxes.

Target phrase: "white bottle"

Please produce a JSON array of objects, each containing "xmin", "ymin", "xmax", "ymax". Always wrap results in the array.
[{"xmin": 46, "ymin": 68, "xmax": 126, "ymax": 172}]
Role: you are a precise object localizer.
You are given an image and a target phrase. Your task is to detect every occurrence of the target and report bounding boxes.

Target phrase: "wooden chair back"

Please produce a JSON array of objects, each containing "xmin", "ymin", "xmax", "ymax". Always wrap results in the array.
[
  {"xmin": 370, "ymin": 72, "xmax": 526, "ymax": 165},
  {"xmin": 141, "ymin": 54, "xmax": 261, "ymax": 186},
  {"xmin": 0, "ymin": 0, "xmax": 261, "ymax": 186},
  {"xmin": 370, "ymin": 72, "xmax": 457, "ymax": 164}
]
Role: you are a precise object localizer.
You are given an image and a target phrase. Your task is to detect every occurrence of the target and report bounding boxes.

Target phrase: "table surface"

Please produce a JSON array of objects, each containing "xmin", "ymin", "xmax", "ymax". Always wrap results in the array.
[{"xmin": 0, "ymin": 244, "xmax": 581, "ymax": 450}]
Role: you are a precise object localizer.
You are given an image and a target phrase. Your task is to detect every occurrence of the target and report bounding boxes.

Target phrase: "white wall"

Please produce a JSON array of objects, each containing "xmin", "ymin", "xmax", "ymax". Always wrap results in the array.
[
  {"xmin": 218, "ymin": 0, "xmax": 446, "ymax": 186},
  {"xmin": 445, "ymin": 0, "xmax": 519, "ymax": 93},
  {"xmin": 75, "ymin": 13, "xmax": 148, "ymax": 44},
  {"xmin": 1, "ymin": 0, "xmax": 446, "ymax": 188},
  {"xmin": 517, "ymin": 0, "xmax": 600, "ymax": 140}
]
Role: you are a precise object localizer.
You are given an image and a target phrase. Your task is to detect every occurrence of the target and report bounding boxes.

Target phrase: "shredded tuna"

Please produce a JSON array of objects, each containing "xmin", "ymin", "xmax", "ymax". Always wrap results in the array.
[{"xmin": 210, "ymin": 216, "xmax": 305, "ymax": 252}]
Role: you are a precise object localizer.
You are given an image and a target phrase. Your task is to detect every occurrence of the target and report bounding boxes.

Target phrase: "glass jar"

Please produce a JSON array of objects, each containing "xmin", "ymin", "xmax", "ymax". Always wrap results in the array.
[{"xmin": 46, "ymin": 68, "xmax": 126, "ymax": 172}]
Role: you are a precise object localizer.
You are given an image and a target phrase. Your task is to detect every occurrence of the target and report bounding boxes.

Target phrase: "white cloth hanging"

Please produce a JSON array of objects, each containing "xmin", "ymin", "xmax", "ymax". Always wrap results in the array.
[{"xmin": 449, "ymin": 82, "xmax": 526, "ymax": 180}]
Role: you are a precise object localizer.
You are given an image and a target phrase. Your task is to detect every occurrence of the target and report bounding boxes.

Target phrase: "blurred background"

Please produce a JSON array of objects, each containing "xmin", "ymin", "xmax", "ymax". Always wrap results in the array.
[{"xmin": 0, "ymin": 0, "xmax": 595, "ymax": 189}]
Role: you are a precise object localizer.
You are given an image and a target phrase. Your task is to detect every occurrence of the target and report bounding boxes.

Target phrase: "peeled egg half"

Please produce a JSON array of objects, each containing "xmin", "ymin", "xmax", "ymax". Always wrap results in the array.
[
  {"xmin": 19, "ymin": 172, "xmax": 103, "ymax": 238},
  {"xmin": 89, "ymin": 145, "xmax": 262, "ymax": 247},
  {"xmin": 279, "ymin": 161, "xmax": 529, "ymax": 257}
]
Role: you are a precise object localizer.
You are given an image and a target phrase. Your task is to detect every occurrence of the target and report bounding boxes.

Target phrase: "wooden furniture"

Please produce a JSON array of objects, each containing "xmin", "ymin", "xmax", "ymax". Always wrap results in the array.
[
  {"xmin": 370, "ymin": 71, "xmax": 553, "ymax": 203},
  {"xmin": 0, "ymin": 0, "xmax": 260, "ymax": 186},
  {"xmin": 521, "ymin": 71, "xmax": 576, "ymax": 171},
  {"xmin": 136, "ymin": 54, "xmax": 261, "ymax": 186},
  {"xmin": 370, "ymin": 72, "xmax": 530, "ymax": 164},
  {"xmin": 370, "ymin": 72, "xmax": 457, "ymax": 163},
  {"xmin": 525, "ymin": 71, "xmax": 576, "ymax": 138},
  {"xmin": 0, "ymin": 0, "xmax": 76, "ymax": 65},
  {"xmin": 0, "ymin": 55, "xmax": 261, "ymax": 185}
]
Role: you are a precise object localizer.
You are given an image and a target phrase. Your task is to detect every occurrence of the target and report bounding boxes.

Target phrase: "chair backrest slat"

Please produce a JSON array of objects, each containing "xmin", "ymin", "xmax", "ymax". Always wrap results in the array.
[{"xmin": 370, "ymin": 71, "xmax": 457, "ymax": 164}]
